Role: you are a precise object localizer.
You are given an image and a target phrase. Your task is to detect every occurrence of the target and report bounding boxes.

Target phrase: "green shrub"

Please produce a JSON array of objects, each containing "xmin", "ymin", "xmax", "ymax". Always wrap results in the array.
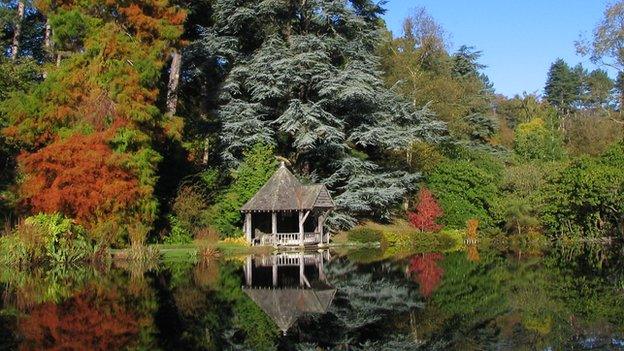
[
  {"xmin": 361, "ymin": 221, "xmax": 463, "ymax": 256},
  {"xmin": 0, "ymin": 213, "xmax": 97, "ymax": 266},
  {"xmin": 164, "ymin": 215, "xmax": 193, "ymax": 245},
  {"xmin": 428, "ymin": 160, "xmax": 499, "ymax": 228},
  {"xmin": 171, "ymin": 185, "xmax": 210, "ymax": 237},
  {"xmin": 347, "ymin": 227, "xmax": 383, "ymax": 243},
  {"xmin": 209, "ymin": 144, "xmax": 277, "ymax": 238}
]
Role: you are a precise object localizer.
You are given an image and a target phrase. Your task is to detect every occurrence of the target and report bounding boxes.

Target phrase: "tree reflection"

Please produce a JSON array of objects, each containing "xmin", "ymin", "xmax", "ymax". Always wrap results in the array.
[
  {"xmin": 407, "ymin": 253, "xmax": 445, "ymax": 298},
  {"xmin": 18, "ymin": 287, "xmax": 143, "ymax": 350}
]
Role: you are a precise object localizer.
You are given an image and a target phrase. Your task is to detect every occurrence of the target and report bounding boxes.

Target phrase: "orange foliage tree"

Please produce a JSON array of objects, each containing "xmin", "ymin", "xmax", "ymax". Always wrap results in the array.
[
  {"xmin": 408, "ymin": 253, "xmax": 445, "ymax": 298},
  {"xmin": 18, "ymin": 288, "xmax": 145, "ymax": 350},
  {"xmin": 408, "ymin": 187, "xmax": 443, "ymax": 232},
  {"xmin": 18, "ymin": 132, "xmax": 141, "ymax": 227},
  {"xmin": 2, "ymin": 1, "xmax": 186, "ymax": 241}
]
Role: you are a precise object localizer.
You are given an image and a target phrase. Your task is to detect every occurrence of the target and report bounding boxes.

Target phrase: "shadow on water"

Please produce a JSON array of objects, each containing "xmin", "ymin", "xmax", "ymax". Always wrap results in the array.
[{"xmin": 0, "ymin": 243, "xmax": 624, "ymax": 350}]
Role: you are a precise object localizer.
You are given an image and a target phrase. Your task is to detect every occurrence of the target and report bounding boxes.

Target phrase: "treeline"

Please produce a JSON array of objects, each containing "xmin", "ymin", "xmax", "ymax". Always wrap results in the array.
[{"xmin": 0, "ymin": 0, "xmax": 623, "ymax": 256}]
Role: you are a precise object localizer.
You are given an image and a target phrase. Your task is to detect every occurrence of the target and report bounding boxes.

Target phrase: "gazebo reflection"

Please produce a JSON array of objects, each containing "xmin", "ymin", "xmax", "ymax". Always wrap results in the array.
[{"xmin": 242, "ymin": 250, "xmax": 336, "ymax": 334}]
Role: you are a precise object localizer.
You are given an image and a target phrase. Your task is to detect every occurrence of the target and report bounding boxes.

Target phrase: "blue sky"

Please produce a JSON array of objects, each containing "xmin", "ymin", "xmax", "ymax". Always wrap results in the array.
[{"xmin": 381, "ymin": 0, "xmax": 612, "ymax": 97}]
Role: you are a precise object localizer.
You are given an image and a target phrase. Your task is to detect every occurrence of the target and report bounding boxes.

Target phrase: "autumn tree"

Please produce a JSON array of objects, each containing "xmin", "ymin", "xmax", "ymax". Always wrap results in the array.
[
  {"xmin": 17, "ymin": 131, "xmax": 142, "ymax": 233},
  {"xmin": 408, "ymin": 187, "xmax": 443, "ymax": 232},
  {"xmin": 1, "ymin": 1, "xmax": 186, "ymax": 241}
]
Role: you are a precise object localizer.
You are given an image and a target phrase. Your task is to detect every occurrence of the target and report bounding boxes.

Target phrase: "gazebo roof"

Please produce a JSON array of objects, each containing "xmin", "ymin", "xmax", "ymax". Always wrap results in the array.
[
  {"xmin": 241, "ymin": 163, "xmax": 335, "ymax": 212},
  {"xmin": 242, "ymin": 287, "xmax": 337, "ymax": 333}
]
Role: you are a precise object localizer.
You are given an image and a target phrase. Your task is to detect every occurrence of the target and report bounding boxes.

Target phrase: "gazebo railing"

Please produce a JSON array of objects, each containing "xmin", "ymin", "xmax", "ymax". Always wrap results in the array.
[{"xmin": 259, "ymin": 232, "xmax": 319, "ymax": 246}]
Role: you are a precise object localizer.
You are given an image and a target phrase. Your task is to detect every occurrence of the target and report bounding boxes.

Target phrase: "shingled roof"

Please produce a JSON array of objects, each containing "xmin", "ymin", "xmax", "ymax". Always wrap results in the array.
[
  {"xmin": 242, "ymin": 287, "xmax": 337, "ymax": 333},
  {"xmin": 241, "ymin": 163, "xmax": 335, "ymax": 212}
]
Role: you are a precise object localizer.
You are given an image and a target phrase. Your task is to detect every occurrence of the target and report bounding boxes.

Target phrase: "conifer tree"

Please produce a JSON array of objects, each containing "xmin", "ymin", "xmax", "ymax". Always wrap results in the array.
[{"xmin": 192, "ymin": 0, "xmax": 445, "ymax": 228}]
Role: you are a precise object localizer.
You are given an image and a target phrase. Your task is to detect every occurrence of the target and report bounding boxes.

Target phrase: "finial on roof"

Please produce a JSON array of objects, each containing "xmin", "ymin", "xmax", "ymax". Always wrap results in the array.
[{"xmin": 275, "ymin": 156, "xmax": 291, "ymax": 168}]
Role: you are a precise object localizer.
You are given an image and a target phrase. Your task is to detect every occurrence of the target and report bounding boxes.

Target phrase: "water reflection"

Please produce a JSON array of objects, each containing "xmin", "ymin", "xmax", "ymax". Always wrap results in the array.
[
  {"xmin": 0, "ymin": 246, "xmax": 623, "ymax": 350},
  {"xmin": 242, "ymin": 251, "xmax": 336, "ymax": 334}
]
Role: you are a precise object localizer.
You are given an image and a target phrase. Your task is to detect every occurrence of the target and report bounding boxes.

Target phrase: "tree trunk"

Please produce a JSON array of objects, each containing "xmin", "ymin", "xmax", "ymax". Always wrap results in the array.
[
  {"xmin": 11, "ymin": 1, "xmax": 25, "ymax": 60},
  {"xmin": 45, "ymin": 18, "xmax": 53, "ymax": 52},
  {"xmin": 166, "ymin": 49, "xmax": 182, "ymax": 115}
]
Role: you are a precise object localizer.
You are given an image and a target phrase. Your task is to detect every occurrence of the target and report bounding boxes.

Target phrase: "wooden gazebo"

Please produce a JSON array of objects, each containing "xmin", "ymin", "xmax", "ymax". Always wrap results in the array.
[
  {"xmin": 241, "ymin": 162, "xmax": 335, "ymax": 246},
  {"xmin": 242, "ymin": 251, "xmax": 336, "ymax": 334}
]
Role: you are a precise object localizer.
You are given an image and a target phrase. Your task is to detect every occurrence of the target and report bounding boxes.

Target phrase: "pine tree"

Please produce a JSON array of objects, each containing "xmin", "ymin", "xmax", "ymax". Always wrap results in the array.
[{"xmin": 544, "ymin": 59, "xmax": 581, "ymax": 113}]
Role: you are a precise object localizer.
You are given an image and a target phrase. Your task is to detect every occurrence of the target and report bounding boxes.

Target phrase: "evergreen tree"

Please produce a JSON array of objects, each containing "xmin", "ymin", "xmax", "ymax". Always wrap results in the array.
[
  {"xmin": 192, "ymin": 0, "xmax": 445, "ymax": 228},
  {"xmin": 544, "ymin": 59, "xmax": 581, "ymax": 113}
]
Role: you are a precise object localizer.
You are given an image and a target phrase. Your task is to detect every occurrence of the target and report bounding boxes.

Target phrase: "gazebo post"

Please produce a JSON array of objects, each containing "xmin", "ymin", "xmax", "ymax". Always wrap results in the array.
[
  {"xmin": 245, "ymin": 212, "xmax": 252, "ymax": 244},
  {"xmin": 298, "ymin": 211, "xmax": 304, "ymax": 246},
  {"xmin": 271, "ymin": 212, "xmax": 277, "ymax": 244},
  {"xmin": 317, "ymin": 212, "xmax": 324, "ymax": 244},
  {"xmin": 272, "ymin": 255, "xmax": 278, "ymax": 286}
]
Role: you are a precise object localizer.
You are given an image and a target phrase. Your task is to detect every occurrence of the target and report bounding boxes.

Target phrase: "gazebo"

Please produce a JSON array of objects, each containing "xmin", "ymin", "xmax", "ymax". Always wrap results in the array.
[
  {"xmin": 242, "ymin": 251, "xmax": 336, "ymax": 334},
  {"xmin": 240, "ymin": 162, "xmax": 335, "ymax": 246}
]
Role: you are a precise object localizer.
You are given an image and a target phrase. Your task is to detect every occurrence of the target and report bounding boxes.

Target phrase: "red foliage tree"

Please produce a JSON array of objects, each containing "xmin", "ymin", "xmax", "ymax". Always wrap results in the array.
[
  {"xmin": 18, "ymin": 288, "xmax": 143, "ymax": 350},
  {"xmin": 18, "ymin": 131, "xmax": 141, "ymax": 226},
  {"xmin": 408, "ymin": 187, "xmax": 443, "ymax": 232},
  {"xmin": 407, "ymin": 253, "xmax": 445, "ymax": 298}
]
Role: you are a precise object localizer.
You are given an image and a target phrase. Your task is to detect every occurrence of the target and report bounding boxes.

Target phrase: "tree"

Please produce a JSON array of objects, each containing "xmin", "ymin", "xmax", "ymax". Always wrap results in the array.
[
  {"xmin": 514, "ymin": 117, "xmax": 566, "ymax": 162},
  {"xmin": 408, "ymin": 187, "xmax": 443, "ymax": 232},
  {"xmin": 379, "ymin": 8, "xmax": 492, "ymax": 142},
  {"xmin": 576, "ymin": 2, "xmax": 624, "ymax": 106},
  {"xmin": 1, "ymin": 1, "xmax": 186, "ymax": 241},
  {"xmin": 195, "ymin": 0, "xmax": 444, "ymax": 229},
  {"xmin": 544, "ymin": 59, "xmax": 581, "ymax": 113},
  {"xmin": 582, "ymin": 69, "xmax": 614, "ymax": 109}
]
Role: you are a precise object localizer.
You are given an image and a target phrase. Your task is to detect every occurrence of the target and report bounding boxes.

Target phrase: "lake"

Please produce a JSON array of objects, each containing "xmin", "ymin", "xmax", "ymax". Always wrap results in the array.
[{"xmin": 1, "ymin": 246, "xmax": 623, "ymax": 350}]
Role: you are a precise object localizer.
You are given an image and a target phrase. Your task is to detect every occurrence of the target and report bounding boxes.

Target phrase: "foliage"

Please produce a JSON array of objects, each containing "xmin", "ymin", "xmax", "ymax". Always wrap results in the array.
[
  {"xmin": 0, "ymin": 213, "xmax": 98, "ymax": 266},
  {"xmin": 197, "ymin": 0, "xmax": 444, "ymax": 230},
  {"xmin": 361, "ymin": 221, "xmax": 461, "ymax": 255},
  {"xmin": 208, "ymin": 143, "xmax": 276, "ymax": 237},
  {"xmin": 514, "ymin": 117, "xmax": 566, "ymax": 162},
  {"xmin": 0, "ymin": 0, "xmax": 186, "ymax": 245},
  {"xmin": 563, "ymin": 112, "xmax": 624, "ymax": 157},
  {"xmin": 164, "ymin": 215, "xmax": 193, "ymax": 245},
  {"xmin": 379, "ymin": 9, "xmax": 492, "ymax": 141},
  {"xmin": 541, "ymin": 147, "xmax": 624, "ymax": 240},
  {"xmin": 17, "ymin": 132, "xmax": 142, "ymax": 234},
  {"xmin": 170, "ymin": 185, "xmax": 210, "ymax": 237},
  {"xmin": 428, "ymin": 160, "xmax": 499, "ymax": 228},
  {"xmin": 347, "ymin": 226, "xmax": 383, "ymax": 244},
  {"xmin": 544, "ymin": 59, "xmax": 582, "ymax": 112},
  {"xmin": 408, "ymin": 187, "xmax": 443, "ymax": 232}
]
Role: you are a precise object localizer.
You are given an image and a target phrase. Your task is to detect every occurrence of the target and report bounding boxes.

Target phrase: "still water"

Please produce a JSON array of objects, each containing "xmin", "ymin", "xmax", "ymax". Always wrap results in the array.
[{"xmin": 1, "ymin": 247, "xmax": 623, "ymax": 350}]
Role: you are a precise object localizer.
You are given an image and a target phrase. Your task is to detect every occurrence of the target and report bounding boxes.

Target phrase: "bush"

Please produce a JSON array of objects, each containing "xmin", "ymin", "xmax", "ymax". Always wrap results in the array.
[
  {"xmin": 0, "ymin": 213, "xmax": 98, "ymax": 266},
  {"xmin": 361, "ymin": 221, "xmax": 463, "ymax": 255},
  {"xmin": 541, "ymin": 154, "xmax": 624, "ymax": 240},
  {"xmin": 347, "ymin": 227, "xmax": 383, "ymax": 243},
  {"xmin": 514, "ymin": 117, "xmax": 566, "ymax": 161},
  {"xmin": 171, "ymin": 185, "xmax": 210, "ymax": 237},
  {"xmin": 164, "ymin": 215, "xmax": 193, "ymax": 245},
  {"xmin": 428, "ymin": 160, "xmax": 499, "ymax": 228}
]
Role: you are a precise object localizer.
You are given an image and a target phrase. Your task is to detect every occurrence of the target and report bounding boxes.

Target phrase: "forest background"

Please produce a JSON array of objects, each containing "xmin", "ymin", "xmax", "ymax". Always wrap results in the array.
[{"xmin": 0, "ymin": 0, "xmax": 623, "ymax": 264}]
